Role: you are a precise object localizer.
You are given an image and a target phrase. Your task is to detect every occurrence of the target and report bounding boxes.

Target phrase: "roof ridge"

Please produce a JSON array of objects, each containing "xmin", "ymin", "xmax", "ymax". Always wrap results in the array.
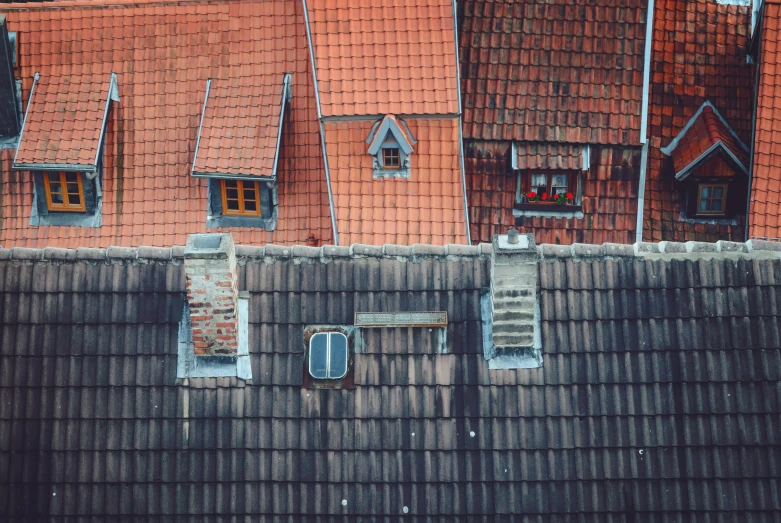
[{"xmin": 1, "ymin": 240, "xmax": 780, "ymax": 264}]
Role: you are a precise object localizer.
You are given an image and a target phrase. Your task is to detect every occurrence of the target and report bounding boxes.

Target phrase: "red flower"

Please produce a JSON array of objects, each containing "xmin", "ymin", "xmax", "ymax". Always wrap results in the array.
[
  {"xmin": 566, "ymin": 192, "xmax": 574, "ymax": 200},
  {"xmin": 541, "ymin": 193, "xmax": 548, "ymax": 201},
  {"xmin": 526, "ymin": 191, "xmax": 537, "ymax": 199}
]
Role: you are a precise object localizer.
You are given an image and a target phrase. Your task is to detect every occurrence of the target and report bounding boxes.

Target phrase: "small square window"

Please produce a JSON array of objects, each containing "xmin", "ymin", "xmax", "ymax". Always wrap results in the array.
[
  {"xmin": 308, "ymin": 332, "xmax": 349, "ymax": 380},
  {"xmin": 44, "ymin": 172, "xmax": 86, "ymax": 212},
  {"xmin": 382, "ymin": 147, "xmax": 401, "ymax": 170},
  {"xmin": 696, "ymin": 183, "xmax": 728, "ymax": 216},
  {"xmin": 221, "ymin": 179, "xmax": 262, "ymax": 217}
]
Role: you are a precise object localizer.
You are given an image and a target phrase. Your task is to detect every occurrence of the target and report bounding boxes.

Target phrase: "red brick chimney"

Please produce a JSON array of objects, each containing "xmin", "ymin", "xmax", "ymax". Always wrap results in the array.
[{"xmin": 184, "ymin": 233, "xmax": 239, "ymax": 356}]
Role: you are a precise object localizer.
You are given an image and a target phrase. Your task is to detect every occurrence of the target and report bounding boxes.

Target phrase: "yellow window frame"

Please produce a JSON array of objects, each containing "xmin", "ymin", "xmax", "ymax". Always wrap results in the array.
[
  {"xmin": 43, "ymin": 172, "xmax": 86, "ymax": 212},
  {"xmin": 221, "ymin": 179, "xmax": 262, "ymax": 217}
]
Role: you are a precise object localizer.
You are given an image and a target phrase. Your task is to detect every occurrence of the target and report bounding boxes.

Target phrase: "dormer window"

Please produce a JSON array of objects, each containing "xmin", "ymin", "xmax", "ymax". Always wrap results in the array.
[
  {"xmin": 12, "ymin": 72, "xmax": 118, "ymax": 228},
  {"xmin": 44, "ymin": 172, "xmax": 86, "ymax": 212},
  {"xmin": 367, "ymin": 115, "xmax": 415, "ymax": 178},
  {"xmin": 192, "ymin": 74, "xmax": 290, "ymax": 230},
  {"xmin": 382, "ymin": 146, "xmax": 401, "ymax": 170}
]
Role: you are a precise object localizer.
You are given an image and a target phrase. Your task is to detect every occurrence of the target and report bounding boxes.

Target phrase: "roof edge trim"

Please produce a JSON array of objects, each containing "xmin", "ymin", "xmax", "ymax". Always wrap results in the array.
[
  {"xmin": 674, "ymin": 141, "xmax": 749, "ymax": 181},
  {"xmin": 458, "ymin": 116, "xmax": 472, "ymax": 244},
  {"xmin": 11, "ymin": 162, "xmax": 98, "ymax": 172},
  {"xmin": 270, "ymin": 73, "xmax": 292, "ymax": 181},
  {"xmin": 661, "ymin": 101, "xmax": 750, "ymax": 156},
  {"xmin": 191, "ymin": 172, "xmax": 276, "ymax": 182},
  {"xmin": 451, "ymin": 0, "xmax": 462, "ymax": 116},
  {"xmin": 302, "ymin": 0, "xmax": 338, "ymax": 245},
  {"xmin": 12, "ymin": 71, "xmax": 39, "ymax": 168},
  {"xmin": 190, "ymin": 78, "xmax": 211, "ymax": 177},
  {"xmin": 92, "ymin": 73, "xmax": 119, "ymax": 175}
]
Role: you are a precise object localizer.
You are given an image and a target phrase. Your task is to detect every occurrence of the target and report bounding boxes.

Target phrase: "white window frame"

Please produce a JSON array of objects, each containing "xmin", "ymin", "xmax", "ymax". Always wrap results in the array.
[{"xmin": 308, "ymin": 332, "xmax": 349, "ymax": 380}]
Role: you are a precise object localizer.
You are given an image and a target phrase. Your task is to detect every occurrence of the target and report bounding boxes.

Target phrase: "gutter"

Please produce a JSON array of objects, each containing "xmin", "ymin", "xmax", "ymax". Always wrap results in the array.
[
  {"xmin": 639, "ymin": 0, "xmax": 655, "ymax": 144},
  {"xmin": 302, "ymin": 0, "xmax": 339, "ymax": 245}
]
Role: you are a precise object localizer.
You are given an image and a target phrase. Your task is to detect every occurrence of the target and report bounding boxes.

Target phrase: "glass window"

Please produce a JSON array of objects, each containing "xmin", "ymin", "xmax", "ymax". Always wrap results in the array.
[
  {"xmin": 530, "ymin": 174, "xmax": 548, "ymax": 196},
  {"xmin": 221, "ymin": 179, "xmax": 262, "ymax": 217},
  {"xmin": 308, "ymin": 332, "xmax": 349, "ymax": 380},
  {"xmin": 697, "ymin": 183, "xmax": 728, "ymax": 215},
  {"xmin": 525, "ymin": 172, "xmax": 575, "ymax": 202},
  {"xmin": 551, "ymin": 174, "xmax": 569, "ymax": 196},
  {"xmin": 382, "ymin": 147, "xmax": 401, "ymax": 169},
  {"xmin": 44, "ymin": 172, "xmax": 86, "ymax": 212}
]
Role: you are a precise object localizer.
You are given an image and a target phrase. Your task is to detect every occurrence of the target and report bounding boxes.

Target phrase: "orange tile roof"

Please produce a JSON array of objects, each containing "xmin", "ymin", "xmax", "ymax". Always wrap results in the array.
[
  {"xmin": 192, "ymin": 75, "xmax": 289, "ymax": 179},
  {"xmin": 460, "ymin": 0, "xmax": 646, "ymax": 144},
  {"xmin": 325, "ymin": 118, "xmax": 468, "ymax": 245},
  {"xmin": 513, "ymin": 142, "xmax": 586, "ymax": 171},
  {"xmin": 663, "ymin": 103, "xmax": 748, "ymax": 179},
  {"xmin": 750, "ymin": 0, "xmax": 781, "ymax": 239},
  {"xmin": 643, "ymin": 0, "xmax": 754, "ymax": 242},
  {"xmin": 304, "ymin": 0, "xmax": 460, "ymax": 117},
  {"xmin": 0, "ymin": 0, "xmax": 334, "ymax": 248},
  {"xmin": 13, "ymin": 71, "xmax": 114, "ymax": 169}
]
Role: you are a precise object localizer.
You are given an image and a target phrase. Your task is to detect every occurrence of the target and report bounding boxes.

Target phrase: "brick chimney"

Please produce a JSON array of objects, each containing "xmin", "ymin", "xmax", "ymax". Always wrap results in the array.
[
  {"xmin": 184, "ymin": 233, "xmax": 239, "ymax": 356},
  {"xmin": 488, "ymin": 229, "xmax": 542, "ymax": 368}
]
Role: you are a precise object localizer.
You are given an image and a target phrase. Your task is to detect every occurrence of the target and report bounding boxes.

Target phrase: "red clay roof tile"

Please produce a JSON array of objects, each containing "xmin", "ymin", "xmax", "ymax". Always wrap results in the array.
[
  {"xmin": 642, "ymin": 0, "xmax": 754, "ymax": 242},
  {"xmin": 663, "ymin": 103, "xmax": 749, "ymax": 179},
  {"xmin": 514, "ymin": 142, "xmax": 586, "ymax": 171},
  {"xmin": 0, "ymin": 0, "xmax": 334, "ymax": 248},
  {"xmin": 750, "ymin": 1, "xmax": 781, "ymax": 239},
  {"xmin": 13, "ymin": 71, "xmax": 114, "ymax": 169},
  {"xmin": 460, "ymin": 0, "xmax": 646, "ymax": 145},
  {"xmin": 193, "ymin": 75, "xmax": 288, "ymax": 179},
  {"xmin": 305, "ymin": 0, "xmax": 460, "ymax": 117},
  {"xmin": 325, "ymin": 118, "xmax": 468, "ymax": 245}
]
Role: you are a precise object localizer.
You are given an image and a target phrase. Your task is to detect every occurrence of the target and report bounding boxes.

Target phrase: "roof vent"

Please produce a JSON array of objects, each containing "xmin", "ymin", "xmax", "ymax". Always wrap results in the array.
[{"xmin": 483, "ymin": 230, "xmax": 543, "ymax": 369}]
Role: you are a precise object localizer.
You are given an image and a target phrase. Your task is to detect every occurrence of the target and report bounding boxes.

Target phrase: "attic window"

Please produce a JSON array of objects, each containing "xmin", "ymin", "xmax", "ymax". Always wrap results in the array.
[
  {"xmin": 221, "ymin": 179, "xmax": 262, "ymax": 217},
  {"xmin": 308, "ymin": 332, "xmax": 348, "ymax": 380},
  {"xmin": 44, "ymin": 172, "xmax": 85, "ymax": 212},
  {"xmin": 367, "ymin": 115, "xmax": 414, "ymax": 179},
  {"xmin": 696, "ymin": 183, "xmax": 728, "ymax": 216}
]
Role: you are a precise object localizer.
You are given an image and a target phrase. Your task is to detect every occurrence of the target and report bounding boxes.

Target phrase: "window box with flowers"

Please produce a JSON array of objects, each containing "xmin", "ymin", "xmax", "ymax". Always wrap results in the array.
[{"xmin": 515, "ymin": 172, "xmax": 581, "ymax": 213}]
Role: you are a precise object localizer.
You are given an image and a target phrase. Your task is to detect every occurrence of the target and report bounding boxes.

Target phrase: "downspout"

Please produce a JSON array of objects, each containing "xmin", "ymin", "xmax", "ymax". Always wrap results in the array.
[
  {"xmin": 636, "ymin": 0, "xmax": 655, "ymax": 242},
  {"xmin": 12, "ymin": 71, "xmax": 38, "ymax": 167},
  {"xmin": 302, "ymin": 0, "xmax": 339, "ymax": 245}
]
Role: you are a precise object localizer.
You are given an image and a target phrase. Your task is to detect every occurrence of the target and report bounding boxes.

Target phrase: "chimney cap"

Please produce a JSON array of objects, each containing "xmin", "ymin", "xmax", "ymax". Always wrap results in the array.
[
  {"xmin": 185, "ymin": 233, "xmax": 234, "ymax": 259},
  {"xmin": 494, "ymin": 231, "xmax": 535, "ymax": 252}
]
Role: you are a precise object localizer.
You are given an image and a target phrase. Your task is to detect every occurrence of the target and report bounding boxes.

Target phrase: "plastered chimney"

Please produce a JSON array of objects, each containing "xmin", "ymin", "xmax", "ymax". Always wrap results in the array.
[{"xmin": 184, "ymin": 233, "xmax": 239, "ymax": 356}]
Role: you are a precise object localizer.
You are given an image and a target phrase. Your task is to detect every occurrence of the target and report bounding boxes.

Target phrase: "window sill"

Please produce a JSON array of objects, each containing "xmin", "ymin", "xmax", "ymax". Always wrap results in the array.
[
  {"xmin": 679, "ymin": 212, "xmax": 739, "ymax": 226},
  {"xmin": 513, "ymin": 203, "xmax": 583, "ymax": 220}
]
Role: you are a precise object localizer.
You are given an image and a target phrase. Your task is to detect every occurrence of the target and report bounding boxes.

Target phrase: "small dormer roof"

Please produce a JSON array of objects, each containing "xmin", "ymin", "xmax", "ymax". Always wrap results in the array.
[
  {"xmin": 366, "ymin": 115, "xmax": 414, "ymax": 156},
  {"xmin": 12, "ymin": 71, "xmax": 119, "ymax": 174},
  {"xmin": 660, "ymin": 101, "xmax": 749, "ymax": 181}
]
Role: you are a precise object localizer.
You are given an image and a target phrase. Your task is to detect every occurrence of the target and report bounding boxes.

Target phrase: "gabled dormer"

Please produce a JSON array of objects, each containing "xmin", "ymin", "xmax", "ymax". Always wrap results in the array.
[
  {"xmin": 366, "ymin": 115, "xmax": 415, "ymax": 178},
  {"xmin": 661, "ymin": 101, "xmax": 749, "ymax": 220},
  {"xmin": 0, "ymin": 15, "xmax": 21, "ymax": 148}
]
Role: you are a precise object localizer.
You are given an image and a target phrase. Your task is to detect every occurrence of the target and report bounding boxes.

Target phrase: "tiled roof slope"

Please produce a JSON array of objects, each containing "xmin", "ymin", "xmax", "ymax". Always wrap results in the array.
[
  {"xmin": 192, "ymin": 76, "xmax": 287, "ymax": 179},
  {"xmin": 751, "ymin": 0, "xmax": 781, "ymax": 240},
  {"xmin": 459, "ymin": 0, "xmax": 646, "ymax": 144},
  {"xmin": 305, "ymin": 0, "xmax": 459, "ymax": 117},
  {"xmin": 1, "ymin": 239, "xmax": 780, "ymax": 520},
  {"xmin": 0, "ymin": 0, "xmax": 333, "ymax": 248},
  {"xmin": 13, "ymin": 71, "xmax": 112, "ymax": 169},
  {"xmin": 643, "ymin": 0, "xmax": 754, "ymax": 242},
  {"xmin": 665, "ymin": 104, "xmax": 749, "ymax": 178},
  {"xmin": 467, "ymin": 142, "xmax": 641, "ymax": 244},
  {"xmin": 514, "ymin": 142, "xmax": 585, "ymax": 170},
  {"xmin": 326, "ymin": 119, "xmax": 468, "ymax": 245}
]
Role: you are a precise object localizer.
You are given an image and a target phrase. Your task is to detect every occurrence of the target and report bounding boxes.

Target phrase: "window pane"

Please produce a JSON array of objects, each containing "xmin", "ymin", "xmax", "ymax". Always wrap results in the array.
[
  {"xmin": 699, "ymin": 198, "xmax": 709, "ymax": 211},
  {"xmin": 66, "ymin": 183, "xmax": 80, "ymax": 195},
  {"xmin": 700, "ymin": 186, "xmax": 711, "ymax": 198},
  {"xmin": 225, "ymin": 187, "xmax": 239, "ymax": 200},
  {"xmin": 328, "ymin": 333, "xmax": 348, "ymax": 379},
  {"xmin": 713, "ymin": 186, "xmax": 724, "ymax": 198},
  {"xmin": 309, "ymin": 333, "xmax": 329, "ymax": 379},
  {"xmin": 531, "ymin": 174, "xmax": 547, "ymax": 186},
  {"xmin": 64, "ymin": 172, "xmax": 79, "ymax": 183},
  {"xmin": 383, "ymin": 148, "xmax": 400, "ymax": 169},
  {"xmin": 244, "ymin": 200, "xmax": 257, "ymax": 212},
  {"xmin": 711, "ymin": 199, "xmax": 722, "ymax": 211},
  {"xmin": 551, "ymin": 174, "xmax": 568, "ymax": 187},
  {"xmin": 50, "ymin": 191, "xmax": 64, "ymax": 205}
]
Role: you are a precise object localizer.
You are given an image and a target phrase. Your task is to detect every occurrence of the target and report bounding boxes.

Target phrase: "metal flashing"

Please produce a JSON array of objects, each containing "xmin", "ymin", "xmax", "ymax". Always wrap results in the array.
[
  {"xmin": 190, "ymin": 78, "xmax": 211, "ymax": 178},
  {"xmin": 12, "ymin": 71, "xmax": 38, "ymax": 168},
  {"xmin": 661, "ymin": 101, "xmax": 750, "ymax": 156},
  {"xmin": 510, "ymin": 142, "xmax": 518, "ymax": 170},
  {"xmin": 269, "ymin": 73, "xmax": 291, "ymax": 181},
  {"xmin": 458, "ymin": 115, "xmax": 472, "ymax": 244},
  {"xmin": 354, "ymin": 311, "xmax": 448, "ymax": 327},
  {"xmin": 673, "ymin": 141, "xmax": 749, "ymax": 181},
  {"xmin": 581, "ymin": 144, "xmax": 591, "ymax": 170},
  {"xmin": 302, "ymin": 0, "xmax": 339, "ymax": 245},
  {"xmin": 93, "ymin": 72, "xmax": 119, "ymax": 177},
  {"xmin": 451, "ymin": 0, "xmax": 462, "ymax": 116},
  {"xmin": 635, "ymin": 141, "xmax": 649, "ymax": 243},
  {"xmin": 640, "ymin": 0, "xmax": 654, "ymax": 144},
  {"xmin": 321, "ymin": 113, "xmax": 461, "ymax": 122}
]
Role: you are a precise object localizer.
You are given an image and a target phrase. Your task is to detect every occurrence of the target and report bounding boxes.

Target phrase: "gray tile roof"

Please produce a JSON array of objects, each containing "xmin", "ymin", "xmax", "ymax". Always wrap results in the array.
[{"xmin": 1, "ymin": 240, "xmax": 780, "ymax": 520}]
